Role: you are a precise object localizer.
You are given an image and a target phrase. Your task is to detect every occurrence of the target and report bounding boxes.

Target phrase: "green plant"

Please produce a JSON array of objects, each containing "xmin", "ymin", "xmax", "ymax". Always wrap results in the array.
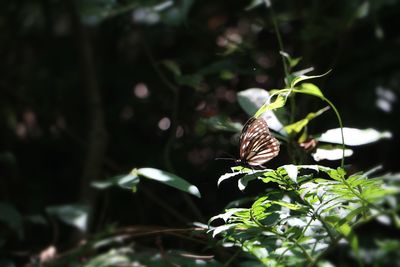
[{"xmin": 209, "ymin": 53, "xmax": 399, "ymax": 267}]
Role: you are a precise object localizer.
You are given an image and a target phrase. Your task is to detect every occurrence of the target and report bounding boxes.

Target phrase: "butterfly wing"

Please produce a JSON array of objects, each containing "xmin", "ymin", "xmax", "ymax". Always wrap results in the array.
[{"xmin": 239, "ymin": 117, "xmax": 280, "ymax": 167}]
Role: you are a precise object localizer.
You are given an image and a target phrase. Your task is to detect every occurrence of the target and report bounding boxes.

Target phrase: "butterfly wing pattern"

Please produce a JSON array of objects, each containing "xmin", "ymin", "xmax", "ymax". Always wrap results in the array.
[{"xmin": 239, "ymin": 117, "xmax": 280, "ymax": 167}]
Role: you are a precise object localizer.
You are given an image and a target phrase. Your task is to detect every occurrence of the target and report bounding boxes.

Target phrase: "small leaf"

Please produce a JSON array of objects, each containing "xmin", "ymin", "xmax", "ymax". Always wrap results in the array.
[
  {"xmin": 46, "ymin": 204, "xmax": 89, "ymax": 232},
  {"xmin": 316, "ymin": 127, "xmax": 392, "ymax": 146},
  {"xmin": 209, "ymin": 209, "xmax": 247, "ymax": 223},
  {"xmin": 279, "ymin": 51, "xmax": 302, "ymax": 68},
  {"xmin": 237, "ymin": 88, "xmax": 285, "ymax": 133},
  {"xmin": 271, "ymin": 200, "xmax": 302, "ymax": 210},
  {"xmin": 91, "ymin": 174, "xmax": 139, "ymax": 190},
  {"xmin": 254, "ymin": 91, "xmax": 289, "ymax": 117},
  {"xmin": 295, "ymin": 83, "xmax": 324, "ymax": 98},
  {"xmin": 161, "ymin": 60, "xmax": 181, "ymax": 76},
  {"xmin": 284, "ymin": 106, "xmax": 329, "ymax": 135},
  {"xmin": 238, "ymin": 170, "xmax": 266, "ymax": 190},
  {"xmin": 218, "ymin": 172, "xmax": 242, "ymax": 186},
  {"xmin": 201, "ymin": 115, "xmax": 242, "ymax": 132},
  {"xmin": 283, "ymin": 165, "xmax": 298, "ymax": 183},
  {"xmin": 290, "ymin": 70, "xmax": 331, "ymax": 88},
  {"xmin": 138, "ymin": 168, "xmax": 201, "ymax": 198},
  {"xmin": 211, "ymin": 223, "xmax": 238, "ymax": 237}
]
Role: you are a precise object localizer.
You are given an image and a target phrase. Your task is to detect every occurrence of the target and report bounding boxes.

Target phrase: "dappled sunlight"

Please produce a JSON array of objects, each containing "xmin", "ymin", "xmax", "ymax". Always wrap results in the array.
[
  {"xmin": 376, "ymin": 86, "xmax": 397, "ymax": 113},
  {"xmin": 158, "ymin": 117, "xmax": 171, "ymax": 130},
  {"xmin": 133, "ymin": 82, "xmax": 150, "ymax": 99}
]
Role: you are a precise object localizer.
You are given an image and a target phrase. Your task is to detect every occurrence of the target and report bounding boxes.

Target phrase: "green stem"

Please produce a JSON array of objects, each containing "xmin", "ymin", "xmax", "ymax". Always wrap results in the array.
[
  {"xmin": 320, "ymin": 97, "xmax": 345, "ymax": 168},
  {"xmin": 268, "ymin": 2, "xmax": 289, "ymax": 79}
]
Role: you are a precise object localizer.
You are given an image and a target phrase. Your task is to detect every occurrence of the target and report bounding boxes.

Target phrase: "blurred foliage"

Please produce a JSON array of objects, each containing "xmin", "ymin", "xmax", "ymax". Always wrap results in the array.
[{"xmin": 1, "ymin": 0, "xmax": 400, "ymax": 266}]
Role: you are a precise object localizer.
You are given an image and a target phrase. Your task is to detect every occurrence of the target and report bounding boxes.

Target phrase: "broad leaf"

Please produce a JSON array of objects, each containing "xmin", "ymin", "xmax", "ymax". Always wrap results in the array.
[
  {"xmin": 237, "ymin": 88, "xmax": 285, "ymax": 133},
  {"xmin": 46, "ymin": 204, "xmax": 89, "ymax": 232},
  {"xmin": 312, "ymin": 146, "xmax": 353, "ymax": 161},
  {"xmin": 295, "ymin": 83, "xmax": 324, "ymax": 98},
  {"xmin": 218, "ymin": 172, "xmax": 242, "ymax": 186},
  {"xmin": 316, "ymin": 128, "xmax": 392, "ymax": 146},
  {"xmin": 138, "ymin": 168, "xmax": 201, "ymax": 198},
  {"xmin": 284, "ymin": 106, "xmax": 329, "ymax": 135}
]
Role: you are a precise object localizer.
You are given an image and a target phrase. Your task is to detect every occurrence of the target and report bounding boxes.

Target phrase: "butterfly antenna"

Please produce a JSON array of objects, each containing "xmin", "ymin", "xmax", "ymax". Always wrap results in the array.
[
  {"xmin": 215, "ymin": 157, "xmax": 236, "ymax": 161},
  {"xmin": 215, "ymin": 150, "xmax": 237, "ymax": 162}
]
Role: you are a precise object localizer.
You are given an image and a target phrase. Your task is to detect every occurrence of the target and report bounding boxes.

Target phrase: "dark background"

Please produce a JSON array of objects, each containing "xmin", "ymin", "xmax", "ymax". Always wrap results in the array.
[{"xmin": 0, "ymin": 0, "xmax": 399, "ymax": 264}]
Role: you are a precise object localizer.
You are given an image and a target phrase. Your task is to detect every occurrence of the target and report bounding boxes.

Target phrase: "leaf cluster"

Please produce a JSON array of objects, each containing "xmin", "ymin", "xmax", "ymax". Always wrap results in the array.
[{"xmin": 211, "ymin": 166, "xmax": 400, "ymax": 266}]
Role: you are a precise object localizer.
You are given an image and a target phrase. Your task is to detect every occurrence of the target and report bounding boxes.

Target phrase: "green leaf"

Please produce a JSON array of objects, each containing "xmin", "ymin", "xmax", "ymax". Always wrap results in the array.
[
  {"xmin": 295, "ymin": 83, "xmax": 324, "ymax": 98},
  {"xmin": 254, "ymin": 91, "xmax": 289, "ymax": 117},
  {"xmin": 290, "ymin": 70, "xmax": 331, "ymax": 88},
  {"xmin": 280, "ymin": 51, "xmax": 302, "ymax": 68},
  {"xmin": 283, "ymin": 106, "xmax": 329, "ymax": 135},
  {"xmin": 161, "ymin": 60, "xmax": 181, "ymax": 76},
  {"xmin": 0, "ymin": 203, "xmax": 24, "ymax": 240},
  {"xmin": 46, "ymin": 204, "xmax": 89, "ymax": 232},
  {"xmin": 201, "ymin": 115, "xmax": 243, "ymax": 133},
  {"xmin": 91, "ymin": 173, "xmax": 140, "ymax": 190},
  {"xmin": 338, "ymin": 223, "xmax": 359, "ymax": 260},
  {"xmin": 237, "ymin": 88, "xmax": 270, "ymax": 116},
  {"xmin": 237, "ymin": 88, "xmax": 286, "ymax": 133},
  {"xmin": 218, "ymin": 172, "xmax": 242, "ymax": 186},
  {"xmin": 209, "ymin": 208, "xmax": 247, "ymax": 223},
  {"xmin": 138, "ymin": 168, "xmax": 201, "ymax": 198},
  {"xmin": 271, "ymin": 200, "xmax": 302, "ymax": 210},
  {"xmin": 282, "ymin": 165, "xmax": 298, "ymax": 183}
]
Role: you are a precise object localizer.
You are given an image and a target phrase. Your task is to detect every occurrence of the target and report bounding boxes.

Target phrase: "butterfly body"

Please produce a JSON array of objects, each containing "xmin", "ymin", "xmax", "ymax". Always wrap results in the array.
[{"xmin": 238, "ymin": 117, "xmax": 280, "ymax": 167}]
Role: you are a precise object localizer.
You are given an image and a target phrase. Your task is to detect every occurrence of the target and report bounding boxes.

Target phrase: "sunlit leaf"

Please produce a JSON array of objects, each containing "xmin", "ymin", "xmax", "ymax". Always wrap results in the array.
[
  {"xmin": 209, "ymin": 208, "xmax": 247, "ymax": 223},
  {"xmin": 218, "ymin": 172, "xmax": 242, "ymax": 186},
  {"xmin": 46, "ymin": 204, "xmax": 89, "ymax": 232},
  {"xmin": 295, "ymin": 83, "xmax": 324, "ymax": 98},
  {"xmin": 312, "ymin": 146, "xmax": 353, "ymax": 161},
  {"xmin": 290, "ymin": 70, "xmax": 331, "ymax": 88},
  {"xmin": 254, "ymin": 91, "xmax": 289, "ymax": 117},
  {"xmin": 284, "ymin": 106, "xmax": 329, "ymax": 135},
  {"xmin": 280, "ymin": 51, "xmax": 302, "ymax": 68},
  {"xmin": 91, "ymin": 174, "xmax": 140, "ymax": 190},
  {"xmin": 212, "ymin": 224, "xmax": 238, "ymax": 237},
  {"xmin": 237, "ymin": 88, "xmax": 285, "ymax": 133},
  {"xmin": 283, "ymin": 165, "xmax": 298, "ymax": 183},
  {"xmin": 316, "ymin": 128, "xmax": 392, "ymax": 146},
  {"xmin": 138, "ymin": 168, "xmax": 201, "ymax": 198}
]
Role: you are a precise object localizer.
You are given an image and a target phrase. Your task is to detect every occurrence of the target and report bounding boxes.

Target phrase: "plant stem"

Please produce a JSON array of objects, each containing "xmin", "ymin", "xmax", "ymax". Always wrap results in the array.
[
  {"xmin": 320, "ymin": 97, "xmax": 345, "ymax": 168},
  {"xmin": 268, "ymin": 2, "xmax": 289, "ymax": 79}
]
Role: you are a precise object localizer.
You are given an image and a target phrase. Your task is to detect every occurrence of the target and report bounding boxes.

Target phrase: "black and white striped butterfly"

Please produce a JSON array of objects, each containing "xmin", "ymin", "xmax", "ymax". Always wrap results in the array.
[{"xmin": 236, "ymin": 117, "xmax": 280, "ymax": 168}]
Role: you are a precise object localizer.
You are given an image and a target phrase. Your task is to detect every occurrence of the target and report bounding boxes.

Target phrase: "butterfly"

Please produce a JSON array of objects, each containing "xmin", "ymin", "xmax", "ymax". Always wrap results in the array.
[{"xmin": 237, "ymin": 117, "xmax": 280, "ymax": 168}]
